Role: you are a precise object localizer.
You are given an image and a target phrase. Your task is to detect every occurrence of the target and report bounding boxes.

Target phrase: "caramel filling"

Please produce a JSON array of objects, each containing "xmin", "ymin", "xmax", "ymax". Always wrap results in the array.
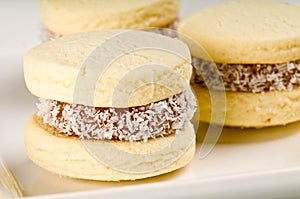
[
  {"xmin": 36, "ymin": 90, "xmax": 196, "ymax": 142},
  {"xmin": 193, "ymin": 57, "xmax": 300, "ymax": 93}
]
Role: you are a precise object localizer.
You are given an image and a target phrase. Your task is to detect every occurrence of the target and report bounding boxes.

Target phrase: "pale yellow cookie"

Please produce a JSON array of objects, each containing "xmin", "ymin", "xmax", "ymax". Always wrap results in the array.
[
  {"xmin": 193, "ymin": 84, "xmax": 300, "ymax": 128},
  {"xmin": 40, "ymin": 0, "xmax": 180, "ymax": 36},
  {"xmin": 25, "ymin": 116, "xmax": 195, "ymax": 181},
  {"xmin": 179, "ymin": 0, "xmax": 300, "ymax": 127},
  {"xmin": 24, "ymin": 30, "xmax": 196, "ymax": 181},
  {"xmin": 24, "ymin": 30, "xmax": 192, "ymax": 107},
  {"xmin": 178, "ymin": 0, "xmax": 300, "ymax": 64}
]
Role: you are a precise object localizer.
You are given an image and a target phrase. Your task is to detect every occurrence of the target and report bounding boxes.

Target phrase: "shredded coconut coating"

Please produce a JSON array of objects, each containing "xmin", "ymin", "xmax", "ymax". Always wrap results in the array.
[
  {"xmin": 36, "ymin": 90, "xmax": 196, "ymax": 142},
  {"xmin": 40, "ymin": 26, "xmax": 60, "ymax": 41},
  {"xmin": 193, "ymin": 57, "xmax": 300, "ymax": 93},
  {"xmin": 152, "ymin": 19, "xmax": 179, "ymax": 38}
]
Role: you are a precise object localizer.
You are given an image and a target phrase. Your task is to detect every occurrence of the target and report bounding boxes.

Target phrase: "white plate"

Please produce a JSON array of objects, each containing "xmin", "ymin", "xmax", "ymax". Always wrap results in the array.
[{"xmin": 1, "ymin": 1, "xmax": 300, "ymax": 198}]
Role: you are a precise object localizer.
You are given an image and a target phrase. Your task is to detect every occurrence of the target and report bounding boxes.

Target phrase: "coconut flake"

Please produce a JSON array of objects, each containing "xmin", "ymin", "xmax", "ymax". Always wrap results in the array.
[
  {"xmin": 193, "ymin": 57, "xmax": 300, "ymax": 93},
  {"xmin": 36, "ymin": 89, "xmax": 196, "ymax": 142}
]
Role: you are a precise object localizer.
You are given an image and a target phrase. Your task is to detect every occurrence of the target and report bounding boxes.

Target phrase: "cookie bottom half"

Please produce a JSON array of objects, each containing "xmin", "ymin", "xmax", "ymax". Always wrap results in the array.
[
  {"xmin": 193, "ymin": 84, "xmax": 300, "ymax": 128},
  {"xmin": 25, "ymin": 116, "xmax": 196, "ymax": 181}
]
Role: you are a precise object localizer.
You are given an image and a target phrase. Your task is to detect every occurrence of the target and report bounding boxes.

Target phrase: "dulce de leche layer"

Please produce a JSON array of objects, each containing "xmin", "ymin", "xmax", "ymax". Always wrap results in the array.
[
  {"xmin": 193, "ymin": 58, "xmax": 300, "ymax": 93},
  {"xmin": 36, "ymin": 90, "xmax": 196, "ymax": 142}
]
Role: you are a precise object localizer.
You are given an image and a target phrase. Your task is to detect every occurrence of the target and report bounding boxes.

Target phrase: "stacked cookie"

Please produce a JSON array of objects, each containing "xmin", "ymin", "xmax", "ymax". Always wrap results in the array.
[
  {"xmin": 24, "ymin": 30, "xmax": 196, "ymax": 181},
  {"xmin": 40, "ymin": 0, "xmax": 180, "ymax": 40},
  {"xmin": 24, "ymin": 0, "xmax": 300, "ymax": 182},
  {"xmin": 179, "ymin": 0, "xmax": 300, "ymax": 127}
]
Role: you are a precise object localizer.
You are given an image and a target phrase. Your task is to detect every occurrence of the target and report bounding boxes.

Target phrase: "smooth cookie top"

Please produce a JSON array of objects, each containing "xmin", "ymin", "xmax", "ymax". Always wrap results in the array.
[
  {"xmin": 40, "ymin": 0, "xmax": 180, "ymax": 35},
  {"xmin": 24, "ymin": 30, "xmax": 192, "ymax": 107},
  {"xmin": 178, "ymin": 0, "xmax": 300, "ymax": 64}
]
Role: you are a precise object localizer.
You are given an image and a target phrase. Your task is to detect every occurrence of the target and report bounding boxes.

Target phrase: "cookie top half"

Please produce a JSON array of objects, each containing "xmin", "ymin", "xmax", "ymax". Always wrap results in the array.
[
  {"xmin": 40, "ymin": 0, "xmax": 180, "ymax": 36},
  {"xmin": 24, "ymin": 30, "xmax": 192, "ymax": 107},
  {"xmin": 178, "ymin": 0, "xmax": 300, "ymax": 64}
]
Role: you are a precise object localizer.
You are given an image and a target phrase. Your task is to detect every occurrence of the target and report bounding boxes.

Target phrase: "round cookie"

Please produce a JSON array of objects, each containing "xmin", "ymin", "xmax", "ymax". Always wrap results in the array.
[
  {"xmin": 40, "ymin": 0, "xmax": 180, "ymax": 37},
  {"xmin": 193, "ymin": 84, "xmax": 300, "ymax": 127},
  {"xmin": 24, "ymin": 30, "xmax": 192, "ymax": 107},
  {"xmin": 25, "ymin": 116, "xmax": 195, "ymax": 181},
  {"xmin": 179, "ymin": 0, "xmax": 300, "ymax": 64},
  {"xmin": 24, "ymin": 30, "xmax": 196, "ymax": 180},
  {"xmin": 178, "ymin": 0, "xmax": 300, "ymax": 127}
]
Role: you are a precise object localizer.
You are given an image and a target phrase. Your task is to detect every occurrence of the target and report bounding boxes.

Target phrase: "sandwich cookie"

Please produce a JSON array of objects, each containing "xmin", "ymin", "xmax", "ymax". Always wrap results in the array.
[
  {"xmin": 24, "ymin": 30, "xmax": 196, "ymax": 181},
  {"xmin": 178, "ymin": 0, "xmax": 300, "ymax": 127},
  {"xmin": 40, "ymin": 0, "xmax": 180, "ymax": 40}
]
